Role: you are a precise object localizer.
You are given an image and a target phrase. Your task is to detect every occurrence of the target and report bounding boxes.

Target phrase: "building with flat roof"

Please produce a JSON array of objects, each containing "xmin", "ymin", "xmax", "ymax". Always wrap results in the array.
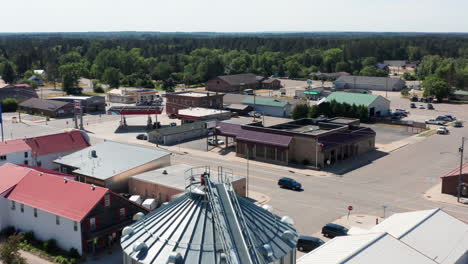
[
  {"xmin": 165, "ymin": 91, "xmax": 224, "ymax": 115},
  {"xmin": 325, "ymin": 92, "xmax": 391, "ymax": 117},
  {"xmin": 54, "ymin": 141, "xmax": 171, "ymax": 192},
  {"xmin": 107, "ymin": 88, "xmax": 160, "ymax": 104},
  {"xmin": 148, "ymin": 121, "xmax": 210, "ymax": 146},
  {"xmin": 0, "ymin": 83, "xmax": 38, "ymax": 102},
  {"xmin": 129, "ymin": 164, "xmax": 246, "ymax": 206},
  {"xmin": 206, "ymin": 73, "xmax": 281, "ymax": 93},
  {"xmin": 216, "ymin": 117, "xmax": 375, "ymax": 168},
  {"xmin": 176, "ymin": 107, "xmax": 231, "ymax": 123},
  {"xmin": 334, "ymin": 76, "xmax": 406, "ymax": 91}
]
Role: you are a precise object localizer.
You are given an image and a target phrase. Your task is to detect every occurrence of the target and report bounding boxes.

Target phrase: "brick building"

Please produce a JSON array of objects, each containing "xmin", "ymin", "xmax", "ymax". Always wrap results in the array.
[
  {"xmin": 441, "ymin": 162, "xmax": 468, "ymax": 197},
  {"xmin": 165, "ymin": 91, "xmax": 224, "ymax": 115}
]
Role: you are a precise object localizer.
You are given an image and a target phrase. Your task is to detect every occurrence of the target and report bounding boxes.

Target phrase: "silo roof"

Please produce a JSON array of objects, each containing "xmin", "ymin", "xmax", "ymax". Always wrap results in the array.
[{"xmin": 121, "ymin": 192, "xmax": 297, "ymax": 264}]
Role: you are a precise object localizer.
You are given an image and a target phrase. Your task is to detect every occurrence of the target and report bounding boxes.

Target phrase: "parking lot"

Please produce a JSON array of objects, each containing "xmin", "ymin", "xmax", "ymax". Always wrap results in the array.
[{"xmin": 362, "ymin": 123, "xmax": 418, "ymax": 144}]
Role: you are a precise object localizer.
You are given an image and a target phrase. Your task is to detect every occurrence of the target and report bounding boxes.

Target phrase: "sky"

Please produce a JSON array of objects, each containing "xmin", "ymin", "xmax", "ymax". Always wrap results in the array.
[{"xmin": 1, "ymin": 0, "xmax": 467, "ymax": 33}]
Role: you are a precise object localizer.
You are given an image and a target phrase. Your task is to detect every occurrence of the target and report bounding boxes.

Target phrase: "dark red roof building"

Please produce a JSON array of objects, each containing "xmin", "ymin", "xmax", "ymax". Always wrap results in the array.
[{"xmin": 441, "ymin": 162, "xmax": 468, "ymax": 197}]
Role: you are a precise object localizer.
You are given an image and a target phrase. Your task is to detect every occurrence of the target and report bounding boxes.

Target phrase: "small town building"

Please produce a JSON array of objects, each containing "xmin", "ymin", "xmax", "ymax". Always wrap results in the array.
[
  {"xmin": 241, "ymin": 96, "xmax": 292, "ymax": 117},
  {"xmin": 206, "ymin": 73, "xmax": 281, "ymax": 93},
  {"xmin": 368, "ymin": 208, "xmax": 468, "ymax": 264},
  {"xmin": 224, "ymin": 103, "xmax": 253, "ymax": 116},
  {"xmin": 49, "ymin": 95, "xmax": 106, "ymax": 113},
  {"xmin": 27, "ymin": 75, "xmax": 44, "ymax": 86},
  {"xmin": 33, "ymin": 69, "xmax": 45, "ymax": 76},
  {"xmin": 0, "ymin": 83, "xmax": 38, "ymax": 102},
  {"xmin": 121, "ymin": 169, "xmax": 297, "ymax": 264},
  {"xmin": 165, "ymin": 91, "xmax": 224, "ymax": 115},
  {"xmin": 298, "ymin": 232, "xmax": 438, "ymax": 264},
  {"xmin": 176, "ymin": 107, "xmax": 231, "ymax": 124},
  {"xmin": 19, "ymin": 98, "xmax": 74, "ymax": 117},
  {"xmin": 440, "ymin": 162, "xmax": 468, "ymax": 197},
  {"xmin": 106, "ymin": 88, "xmax": 159, "ymax": 104},
  {"xmin": 148, "ymin": 120, "xmax": 209, "ymax": 146},
  {"xmin": 451, "ymin": 90, "xmax": 468, "ymax": 101},
  {"xmin": 0, "ymin": 163, "xmax": 148, "ymax": 255},
  {"xmin": 54, "ymin": 141, "xmax": 171, "ymax": 192},
  {"xmin": 376, "ymin": 63, "xmax": 390, "ymax": 72},
  {"xmin": 129, "ymin": 164, "xmax": 246, "ymax": 206},
  {"xmin": 325, "ymin": 92, "xmax": 391, "ymax": 117},
  {"xmin": 295, "ymin": 88, "xmax": 326, "ymax": 100},
  {"xmin": 0, "ymin": 131, "xmax": 90, "ymax": 170},
  {"xmin": 334, "ymin": 76, "xmax": 406, "ymax": 91},
  {"xmin": 313, "ymin": 71, "xmax": 350, "ymax": 81},
  {"xmin": 216, "ymin": 117, "xmax": 375, "ymax": 168}
]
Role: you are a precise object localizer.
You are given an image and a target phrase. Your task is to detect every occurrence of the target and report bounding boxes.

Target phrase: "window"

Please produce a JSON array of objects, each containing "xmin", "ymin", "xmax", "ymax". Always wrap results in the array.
[
  {"xmin": 11, "ymin": 201, "xmax": 16, "ymax": 210},
  {"xmin": 34, "ymin": 208, "xmax": 38, "ymax": 218},
  {"xmin": 24, "ymin": 160, "xmax": 28, "ymax": 165},
  {"xmin": 56, "ymin": 215, "xmax": 60, "ymax": 225},
  {"xmin": 0, "ymin": 155, "xmax": 6, "ymax": 160},
  {"xmin": 73, "ymin": 221, "xmax": 78, "ymax": 232},
  {"xmin": 119, "ymin": 208, "xmax": 127, "ymax": 220},
  {"xmin": 20, "ymin": 204, "xmax": 24, "ymax": 213},
  {"xmin": 104, "ymin": 194, "xmax": 111, "ymax": 207},
  {"xmin": 89, "ymin": 217, "xmax": 96, "ymax": 231},
  {"xmin": 24, "ymin": 152, "xmax": 28, "ymax": 158},
  {"xmin": 37, "ymin": 161, "xmax": 42, "ymax": 167}
]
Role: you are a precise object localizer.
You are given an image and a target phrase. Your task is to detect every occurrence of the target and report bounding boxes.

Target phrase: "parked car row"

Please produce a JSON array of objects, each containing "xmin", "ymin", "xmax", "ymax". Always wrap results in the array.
[
  {"xmin": 425, "ymin": 115, "xmax": 457, "ymax": 125},
  {"xmin": 296, "ymin": 223, "xmax": 349, "ymax": 253}
]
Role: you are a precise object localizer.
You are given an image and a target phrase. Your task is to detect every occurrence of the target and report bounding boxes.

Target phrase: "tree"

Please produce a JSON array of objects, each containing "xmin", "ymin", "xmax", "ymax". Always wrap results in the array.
[
  {"xmin": 362, "ymin": 57, "xmax": 377, "ymax": 67},
  {"xmin": 0, "ymin": 235, "xmax": 26, "ymax": 264},
  {"xmin": 102, "ymin": 67, "xmax": 121, "ymax": 88},
  {"xmin": 402, "ymin": 72, "xmax": 416, "ymax": 80},
  {"xmin": 1, "ymin": 98, "xmax": 18, "ymax": 112},
  {"xmin": 285, "ymin": 60, "xmax": 301, "ymax": 78},
  {"xmin": 359, "ymin": 66, "xmax": 377, "ymax": 77},
  {"xmin": 162, "ymin": 78, "xmax": 176, "ymax": 91},
  {"xmin": 59, "ymin": 63, "xmax": 84, "ymax": 94},
  {"xmin": 422, "ymin": 75, "xmax": 450, "ymax": 101},
  {"xmin": 0, "ymin": 61, "xmax": 16, "ymax": 84},
  {"xmin": 291, "ymin": 104, "xmax": 310, "ymax": 120},
  {"xmin": 400, "ymin": 88, "xmax": 410, "ymax": 97}
]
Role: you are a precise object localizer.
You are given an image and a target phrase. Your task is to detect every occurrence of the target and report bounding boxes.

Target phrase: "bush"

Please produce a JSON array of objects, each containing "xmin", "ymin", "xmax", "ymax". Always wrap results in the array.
[
  {"xmin": 23, "ymin": 231, "xmax": 35, "ymax": 243},
  {"xmin": 93, "ymin": 84, "xmax": 105, "ymax": 93},
  {"xmin": 1, "ymin": 98, "xmax": 18, "ymax": 112},
  {"xmin": 0, "ymin": 226, "xmax": 16, "ymax": 237},
  {"xmin": 43, "ymin": 239, "xmax": 59, "ymax": 254},
  {"xmin": 400, "ymin": 88, "xmax": 410, "ymax": 97},
  {"xmin": 68, "ymin": 248, "xmax": 80, "ymax": 259},
  {"xmin": 54, "ymin": 256, "xmax": 68, "ymax": 264}
]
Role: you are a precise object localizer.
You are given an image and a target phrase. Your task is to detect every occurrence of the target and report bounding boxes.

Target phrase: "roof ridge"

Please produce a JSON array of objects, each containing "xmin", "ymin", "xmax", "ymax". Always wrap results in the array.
[
  {"xmin": 398, "ymin": 208, "xmax": 440, "ymax": 239},
  {"xmin": 338, "ymin": 233, "xmax": 387, "ymax": 263}
]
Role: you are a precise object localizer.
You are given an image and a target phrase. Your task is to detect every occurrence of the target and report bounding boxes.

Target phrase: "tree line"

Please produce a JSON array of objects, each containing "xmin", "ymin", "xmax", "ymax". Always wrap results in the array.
[
  {"xmin": 0, "ymin": 33, "xmax": 467, "ymax": 94},
  {"xmin": 291, "ymin": 100, "xmax": 370, "ymax": 122}
]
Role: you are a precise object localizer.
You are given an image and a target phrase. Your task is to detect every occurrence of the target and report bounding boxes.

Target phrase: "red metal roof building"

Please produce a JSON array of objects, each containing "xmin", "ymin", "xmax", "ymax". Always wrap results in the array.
[
  {"xmin": 441, "ymin": 162, "xmax": 468, "ymax": 197},
  {"xmin": 25, "ymin": 130, "xmax": 90, "ymax": 157},
  {"xmin": 0, "ymin": 164, "xmax": 148, "ymax": 255},
  {"xmin": 0, "ymin": 139, "xmax": 30, "ymax": 156}
]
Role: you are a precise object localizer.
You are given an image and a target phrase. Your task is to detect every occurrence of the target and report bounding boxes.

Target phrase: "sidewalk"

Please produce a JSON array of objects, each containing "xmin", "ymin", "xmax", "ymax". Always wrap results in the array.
[
  {"xmin": 375, "ymin": 133, "xmax": 426, "ymax": 153},
  {"xmin": 424, "ymin": 183, "xmax": 468, "ymax": 207}
]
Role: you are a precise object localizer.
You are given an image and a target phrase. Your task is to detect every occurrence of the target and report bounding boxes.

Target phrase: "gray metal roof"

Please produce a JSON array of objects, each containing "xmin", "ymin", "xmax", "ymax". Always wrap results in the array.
[
  {"xmin": 336, "ymin": 76, "xmax": 404, "ymax": 87},
  {"xmin": 131, "ymin": 164, "xmax": 245, "ymax": 191},
  {"xmin": 19, "ymin": 98, "xmax": 70, "ymax": 111},
  {"xmin": 121, "ymin": 191, "xmax": 297, "ymax": 264},
  {"xmin": 54, "ymin": 141, "xmax": 170, "ymax": 180}
]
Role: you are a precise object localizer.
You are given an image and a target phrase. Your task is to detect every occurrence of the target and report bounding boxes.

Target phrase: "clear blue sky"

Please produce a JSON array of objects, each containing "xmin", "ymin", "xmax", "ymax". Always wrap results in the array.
[{"xmin": 1, "ymin": 0, "xmax": 467, "ymax": 33}]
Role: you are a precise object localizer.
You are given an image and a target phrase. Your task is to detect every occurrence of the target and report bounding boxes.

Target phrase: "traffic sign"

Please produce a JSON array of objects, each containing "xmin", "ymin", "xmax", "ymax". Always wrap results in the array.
[{"xmin": 348, "ymin": 205, "xmax": 353, "ymax": 211}]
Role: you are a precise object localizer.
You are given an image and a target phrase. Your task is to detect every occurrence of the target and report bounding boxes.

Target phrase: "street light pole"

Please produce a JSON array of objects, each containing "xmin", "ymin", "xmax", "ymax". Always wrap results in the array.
[{"xmin": 458, "ymin": 137, "xmax": 465, "ymax": 203}]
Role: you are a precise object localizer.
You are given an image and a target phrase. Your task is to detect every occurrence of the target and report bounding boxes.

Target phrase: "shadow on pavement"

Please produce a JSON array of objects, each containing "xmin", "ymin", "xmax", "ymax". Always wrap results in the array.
[
  {"xmin": 114, "ymin": 125, "xmax": 149, "ymax": 134},
  {"xmin": 322, "ymin": 150, "xmax": 389, "ymax": 175}
]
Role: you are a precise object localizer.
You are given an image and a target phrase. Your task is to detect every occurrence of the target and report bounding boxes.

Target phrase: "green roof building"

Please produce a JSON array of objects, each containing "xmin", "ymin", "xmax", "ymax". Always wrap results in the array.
[
  {"xmin": 241, "ymin": 97, "xmax": 291, "ymax": 117},
  {"xmin": 325, "ymin": 92, "xmax": 391, "ymax": 117}
]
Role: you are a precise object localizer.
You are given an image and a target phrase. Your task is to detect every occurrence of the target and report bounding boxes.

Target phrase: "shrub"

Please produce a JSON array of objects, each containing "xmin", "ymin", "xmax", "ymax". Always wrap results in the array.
[
  {"xmin": 93, "ymin": 85, "xmax": 104, "ymax": 93},
  {"xmin": 43, "ymin": 239, "xmax": 59, "ymax": 254},
  {"xmin": 54, "ymin": 256, "xmax": 68, "ymax": 264},
  {"xmin": 0, "ymin": 235, "xmax": 26, "ymax": 264},
  {"xmin": 0, "ymin": 226, "xmax": 17, "ymax": 237},
  {"xmin": 1, "ymin": 98, "xmax": 18, "ymax": 112},
  {"xmin": 23, "ymin": 231, "xmax": 35, "ymax": 243},
  {"xmin": 68, "ymin": 248, "xmax": 80, "ymax": 259},
  {"xmin": 400, "ymin": 88, "xmax": 410, "ymax": 97}
]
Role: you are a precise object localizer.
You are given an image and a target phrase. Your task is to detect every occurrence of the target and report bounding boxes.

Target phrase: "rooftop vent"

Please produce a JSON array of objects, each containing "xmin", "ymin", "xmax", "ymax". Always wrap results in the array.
[
  {"xmin": 133, "ymin": 212, "xmax": 145, "ymax": 221},
  {"xmin": 122, "ymin": 226, "xmax": 134, "ymax": 237},
  {"xmin": 167, "ymin": 252, "xmax": 182, "ymax": 264},
  {"xmin": 262, "ymin": 204, "xmax": 273, "ymax": 213},
  {"xmin": 261, "ymin": 244, "xmax": 273, "ymax": 258},
  {"xmin": 91, "ymin": 184, "xmax": 96, "ymax": 190},
  {"xmin": 90, "ymin": 150, "xmax": 97, "ymax": 158},
  {"xmin": 162, "ymin": 170, "xmax": 168, "ymax": 175},
  {"xmin": 132, "ymin": 241, "xmax": 147, "ymax": 253},
  {"xmin": 281, "ymin": 230, "xmax": 296, "ymax": 242},
  {"xmin": 281, "ymin": 216, "xmax": 294, "ymax": 226}
]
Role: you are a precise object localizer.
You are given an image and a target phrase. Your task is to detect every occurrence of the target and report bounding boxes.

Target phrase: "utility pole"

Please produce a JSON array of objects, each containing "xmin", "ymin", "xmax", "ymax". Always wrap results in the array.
[
  {"xmin": 458, "ymin": 137, "xmax": 465, "ymax": 203},
  {"xmin": 246, "ymin": 148, "xmax": 250, "ymax": 198},
  {"xmin": 385, "ymin": 77, "xmax": 388, "ymax": 98}
]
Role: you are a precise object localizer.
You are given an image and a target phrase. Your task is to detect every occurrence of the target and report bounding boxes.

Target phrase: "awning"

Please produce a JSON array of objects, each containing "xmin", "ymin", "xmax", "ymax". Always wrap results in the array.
[
  {"xmin": 237, "ymin": 130, "xmax": 292, "ymax": 148},
  {"xmin": 304, "ymin": 91, "xmax": 319, "ymax": 95}
]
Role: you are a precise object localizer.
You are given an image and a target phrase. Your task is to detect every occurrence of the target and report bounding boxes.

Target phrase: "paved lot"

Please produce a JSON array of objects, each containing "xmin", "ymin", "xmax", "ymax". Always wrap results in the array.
[{"xmin": 362, "ymin": 123, "xmax": 417, "ymax": 144}]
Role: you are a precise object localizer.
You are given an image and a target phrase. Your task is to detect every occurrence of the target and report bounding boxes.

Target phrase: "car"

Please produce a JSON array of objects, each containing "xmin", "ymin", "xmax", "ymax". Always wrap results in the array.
[
  {"xmin": 453, "ymin": 121, "xmax": 463, "ymax": 127},
  {"xmin": 395, "ymin": 108, "xmax": 409, "ymax": 114},
  {"xmin": 208, "ymin": 138, "xmax": 225, "ymax": 145},
  {"xmin": 170, "ymin": 122, "xmax": 177, "ymax": 127},
  {"xmin": 436, "ymin": 116, "xmax": 451, "ymax": 122},
  {"xmin": 425, "ymin": 119, "xmax": 446, "ymax": 125},
  {"xmin": 410, "ymin": 96, "xmax": 418, "ymax": 102},
  {"xmin": 136, "ymin": 134, "xmax": 148, "ymax": 140},
  {"xmin": 321, "ymin": 223, "xmax": 348, "ymax": 238},
  {"xmin": 277, "ymin": 177, "xmax": 302, "ymax": 191},
  {"xmin": 437, "ymin": 126, "xmax": 449, "ymax": 134},
  {"xmin": 248, "ymin": 111, "xmax": 261, "ymax": 118},
  {"xmin": 410, "ymin": 103, "xmax": 416, "ymax": 108},
  {"xmin": 418, "ymin": 104, "xmax": 425, "ymax": 109},
  {"xmin": 444, "ymin": 115, "xmax": 456, "ymax": 121},
  {"xmin": 427, "ymin": 103, "xmax": 434, "ymax": 110},
  {"xmin": 297, "ymin": 236, "xmax": 324, "ymax": 252}
]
